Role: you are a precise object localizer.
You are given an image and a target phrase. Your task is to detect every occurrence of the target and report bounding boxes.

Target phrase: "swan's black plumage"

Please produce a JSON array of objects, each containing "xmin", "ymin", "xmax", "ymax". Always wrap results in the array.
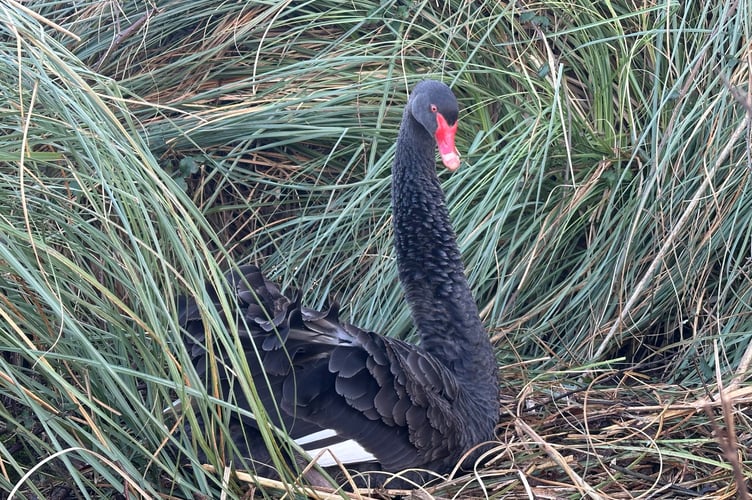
[{"xmin": 179, "ymin": 80, "xmax": 499, "ymax": 481}]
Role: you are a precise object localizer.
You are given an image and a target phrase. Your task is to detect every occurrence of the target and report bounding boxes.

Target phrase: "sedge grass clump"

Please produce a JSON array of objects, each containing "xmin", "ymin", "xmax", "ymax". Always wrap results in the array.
[{"xmin": 1, "ymin": 0, "xmax": 750, "ymax": 497}]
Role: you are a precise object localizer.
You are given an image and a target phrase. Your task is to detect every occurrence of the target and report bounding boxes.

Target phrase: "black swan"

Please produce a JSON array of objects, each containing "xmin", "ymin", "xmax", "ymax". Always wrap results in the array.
[{"xmin": 178, "ymin": 80, "xmax": 499, "ymax": 483}]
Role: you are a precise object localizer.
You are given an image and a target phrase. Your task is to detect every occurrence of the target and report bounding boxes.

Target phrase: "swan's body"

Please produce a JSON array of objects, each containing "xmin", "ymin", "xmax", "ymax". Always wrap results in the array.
[{"xmin": 179, "ymin": 80, "xmax": 498, "ymax": 483}]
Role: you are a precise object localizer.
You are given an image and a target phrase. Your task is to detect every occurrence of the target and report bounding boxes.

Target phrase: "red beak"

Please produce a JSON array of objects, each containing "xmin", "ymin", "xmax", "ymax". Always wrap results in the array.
[{"xmin": 435, "ymin": 113, "xmax": 460, "ymax": 171}]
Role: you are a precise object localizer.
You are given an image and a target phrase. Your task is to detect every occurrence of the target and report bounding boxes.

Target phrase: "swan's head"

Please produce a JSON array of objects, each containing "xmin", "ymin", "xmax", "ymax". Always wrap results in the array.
[{"xmin": 408, "ymin": 80, "xmax": 461, "ymax": 171}]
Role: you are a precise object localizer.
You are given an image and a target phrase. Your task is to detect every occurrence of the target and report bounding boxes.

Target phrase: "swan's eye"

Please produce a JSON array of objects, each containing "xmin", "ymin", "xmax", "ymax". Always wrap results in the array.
[{"xmin": 430, "ymin": 104, "xmax": 438, "ymax": 113}]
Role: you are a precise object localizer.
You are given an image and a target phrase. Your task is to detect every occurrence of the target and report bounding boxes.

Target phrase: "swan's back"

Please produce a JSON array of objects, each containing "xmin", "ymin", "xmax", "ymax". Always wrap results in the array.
[{"xmin": 179, "ymin": 265, "xmax": 492, "ymax": 478}]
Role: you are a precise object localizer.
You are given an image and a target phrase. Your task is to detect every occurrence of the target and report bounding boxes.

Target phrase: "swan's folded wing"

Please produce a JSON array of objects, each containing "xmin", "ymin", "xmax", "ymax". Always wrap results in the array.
[{"xmin": 179, "ymin": 265, "xmax": 468, "ymax": 472}]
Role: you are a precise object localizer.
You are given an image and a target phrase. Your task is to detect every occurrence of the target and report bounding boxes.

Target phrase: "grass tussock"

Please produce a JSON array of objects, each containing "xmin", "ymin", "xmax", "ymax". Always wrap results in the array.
[{"xmin": 1, "ymin": 0, "xmax": 751, "ymax": 498}]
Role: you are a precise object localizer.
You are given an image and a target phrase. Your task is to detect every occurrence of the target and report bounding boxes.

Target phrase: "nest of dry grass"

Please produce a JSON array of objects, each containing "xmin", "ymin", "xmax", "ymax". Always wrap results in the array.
[{"xmin": 198, "ymin": 364, "xmax": 751, "ymax": 499}]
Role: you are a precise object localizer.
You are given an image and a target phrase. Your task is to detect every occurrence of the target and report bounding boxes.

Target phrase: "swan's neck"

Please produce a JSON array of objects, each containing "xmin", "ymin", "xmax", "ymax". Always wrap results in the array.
[{"xmin": 391, "ymin": 113, "xmax": 495, "ymax": 385}]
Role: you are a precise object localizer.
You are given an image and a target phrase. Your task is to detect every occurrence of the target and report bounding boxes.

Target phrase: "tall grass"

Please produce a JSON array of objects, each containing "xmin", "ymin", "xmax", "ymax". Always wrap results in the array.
[{"xmin": 1, "ymin": 0, "xmax": 751, "ymax": 497}]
